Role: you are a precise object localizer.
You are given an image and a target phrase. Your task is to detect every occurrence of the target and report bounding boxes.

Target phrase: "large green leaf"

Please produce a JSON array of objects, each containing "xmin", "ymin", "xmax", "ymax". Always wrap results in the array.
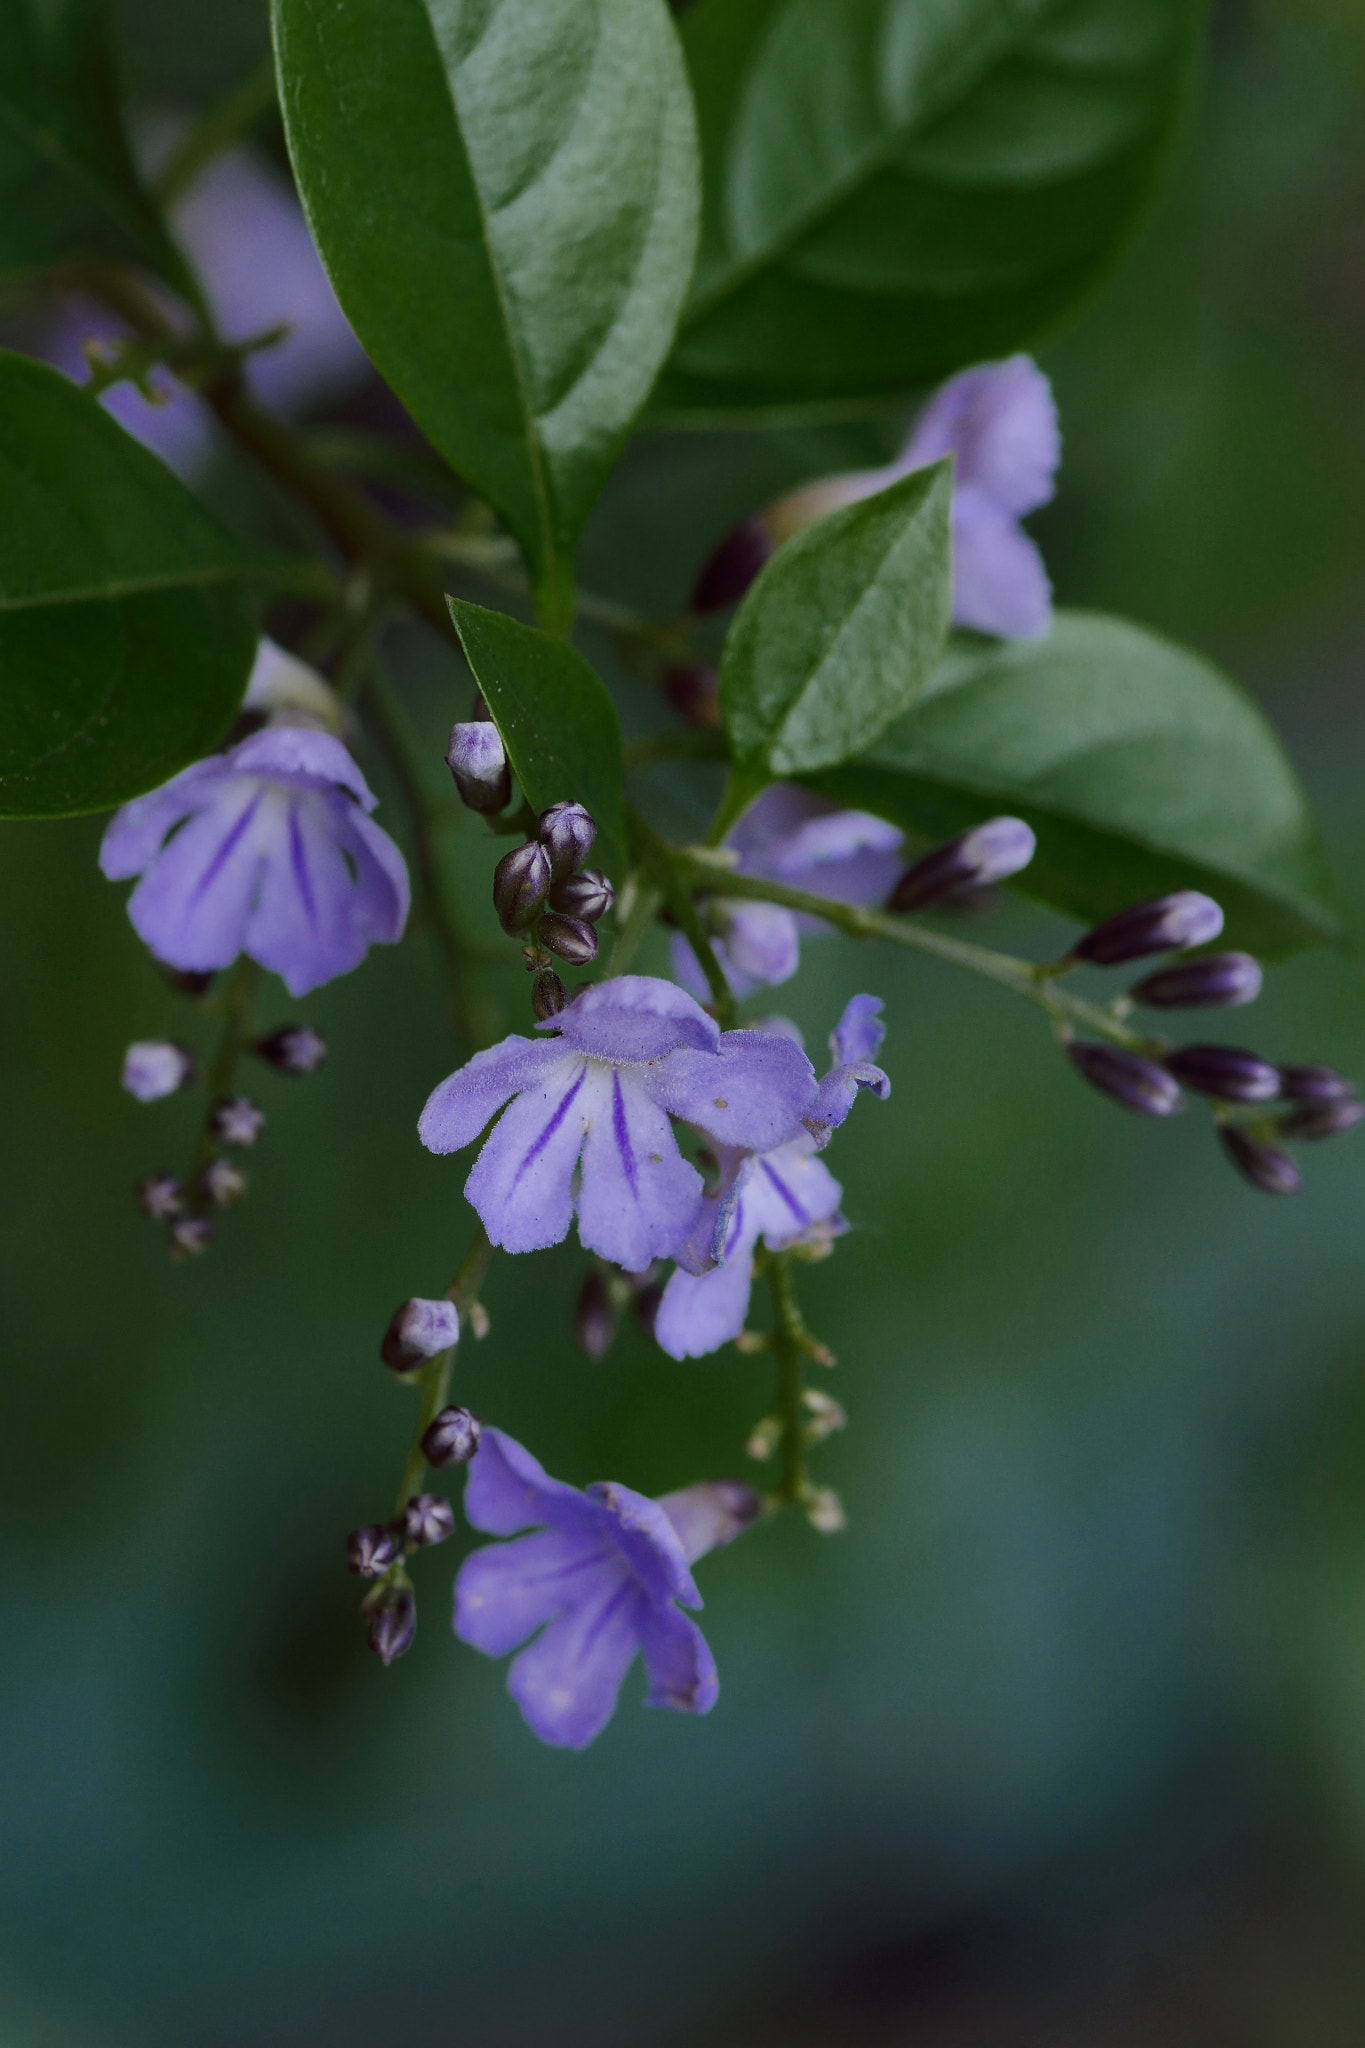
[
  {"xmin": 0, "ymin": 0, "xmax": 193, "ymax": 292},
  {"xmin": 274, "ymin": 0, "xmax": 700, "ymax": 623},
  {"xmin": 448, "ymin": 598, "xmax": 626, "ymax": 875},
  {"xmin": 657, "ymin": 0, "xmax": 1202, "ymax": 420},
  {"xmin": 0, "ymin": 354, "xmax": 261, "ymax": 819},
  {"xmin": 804, "ymin": 611, "xmax": 1342, "ymax": 958},
  {"xmin": 718, "ymin": 461, "xmax": 952, "ymax": 822}
]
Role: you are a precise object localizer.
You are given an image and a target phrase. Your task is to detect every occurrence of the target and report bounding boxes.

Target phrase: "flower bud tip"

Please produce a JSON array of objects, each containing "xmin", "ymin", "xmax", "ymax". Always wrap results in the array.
[
  {"xmin": 380, "ymin": 1297, "xmax": 461, "ymax": 1372},
  {"xmin": 446, "ymin": 721, "xmax": 512, "ymax": 814},
  {"xmin": 400, "ymin": 1493, "xmax": 455, "ymax": 1549},
  {"xmin": 1073, "ymin": 892, "xmax": 1224, "ymax": 967},
  {"xmin": 122, "ymin": 1040, "xmax": 195, "ymax": 1103},
  {"xmin": 255, "ymin": 1025, "xmax": 327, "ymax": 1076},
  {"xmin": 421, "ymin": 1405, "xmax": 482, "ymax": 1467},
  {"xmin": 537, "ymin": 801, "xmax": 597, "ymax": 880},
  {"xmin": 368, "ymin": 1587, "xmax": 416, "ymax": 1666}
]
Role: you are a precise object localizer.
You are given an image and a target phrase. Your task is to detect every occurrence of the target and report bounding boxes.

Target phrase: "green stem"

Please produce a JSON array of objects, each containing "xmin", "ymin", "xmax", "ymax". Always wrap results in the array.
[
  {"xmin": 767, "ymin": 1252, "xmax": 807, "ymax": 1508},
  {"xmin": 623, "ymin": 728, "xmax": 729, "ymax": 770},
  {"xmin": 392, "ymin": 1229, "xmax": 493, "ymax": 1516},
  {"xmin": 154, "ymin": 59, "xmax": 280, "ymax": 207},
  {"xmin": 605, "ymin": 877, "xmax": 663, "ymax": 979},
  {"xmin": 187, "ymin": 957, "xmax": 262, "ymax": 1210},
  {"xmin": 627, "ymin": 805, "xmax": 738, "ymax": 1026}
]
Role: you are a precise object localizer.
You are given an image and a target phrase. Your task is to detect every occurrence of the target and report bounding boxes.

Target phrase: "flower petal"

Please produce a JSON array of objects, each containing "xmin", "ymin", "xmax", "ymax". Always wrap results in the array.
[
  {"xmin": 123, "ymin": 777, "xmax": 269, "ymax": 972},
  {"xmin": 654, "ymin": 1252, "xmax": 757, "ymax": 1361},
  {"xmin": 462, "ymin": 1427, "xmax": 600, "ymax": 1537},
  {"xmin": 506, "ymin": 1567, "xmax": 642, "ymax": 1749},
  {"xmin": 575, "ymin": 1069, "xmax": 703, "ymax": 1271},
  {"xmin": 901, "ymin": 355, "xmax": 1059, "ymax": 516},
  {"xmin": 99, "ymin": 757, "xmax": 230, "ymax": 879},
  {"xmin": 831, "ymin": 995, "xmax": 886, "ymax": 1069},
  {"xmin": 648, "ymin": 1030, "xmax": 816, "ymax": 1152},
  {"xmin": 550, "ymin": 974, "xmax": 719, "ymax": 1060},
  {"xmin": 747, "ymin": 1143, "xmax": 843, "ymax": 1245},
  {"xmin": 464, "ymin": 1054, "xmax": 597, "ymax": 1253},
  {"xmin": 658, "ymin": 1480, "xmax": 761, "ymax": 1565},
  {"xmin": 636, "ymin": 1602, "xmax": 718, "ymax": 1717},
  {"xmin": 338, "ymin": 804, "xmax": 411, "ymax": 943},
  {"xmin": 717, "ymin": 902, "xmax": 800, "ymax": 987},
  {"xmin": 454, "ymin": 1527, "xmax": 611, "ymax": 1656},
  {"xmin": 805, "ymin": 1060, "xmax": 891, "ymax": 1146},
  {"xmin": 418, "ymin": 1036, "xmax": 569, "ymax": 1154},
  {"xmin": 244, "ymin": 789, "xmax": 369, "ymax": 996},
  {"xmin": 229, "ymin": 724, "xmax": 376, "ymax": 806},
  {"xmin": 951, "ymin": 491, "xmax": 1052, "ymax": 640},
  {"xmin": 585, "ymin": 1482, "xmax": 702, "ymax": 1610}
]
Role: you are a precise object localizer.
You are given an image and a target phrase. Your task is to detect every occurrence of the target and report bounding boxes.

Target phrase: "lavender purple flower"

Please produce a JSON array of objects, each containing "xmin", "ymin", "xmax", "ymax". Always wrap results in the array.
[
  {"xmin": 100, "ymin": 725, "xmax": 409, "ymax": 998},
  {"xmin": 454, "ymin": 1429, "xmax": 756, "ymax": 1749},
  {"xmin": 121, "ymin": 1040, "xmax": 195, "ymax": 1103}
]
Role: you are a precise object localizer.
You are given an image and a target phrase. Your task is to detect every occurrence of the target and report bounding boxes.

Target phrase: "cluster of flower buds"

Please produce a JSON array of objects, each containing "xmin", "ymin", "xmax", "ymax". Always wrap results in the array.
[
  {"xmin": 1059, "ymin": 893, "xmax": 1360, "ymax": 1194},
  {"xmin": 492, "ymin": 801, "xmax": 615, "ymax": 1018},
  {"xmin": 887, "ymin": 816, "xmax": 1037, "ymax": 914},
  {"xmin": 123, "ymin": 1032, "xmax": 271, "ymax": 1257}
]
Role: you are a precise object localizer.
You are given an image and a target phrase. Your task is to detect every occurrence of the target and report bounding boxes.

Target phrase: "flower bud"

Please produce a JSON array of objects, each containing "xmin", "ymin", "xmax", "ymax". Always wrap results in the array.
[
  {"xmin": 493, "ymin": 840, "xmax": 552, "ymax": 933},
  {"xmin": 805, "ymin": 1486, "xmax": 847, "ymax": 1535},
  {"xmin": 539, "ymin": 912, "xmax": 598, "ymax": 966},
  {"xmin": 347, "ymin": 1522, "xmax": 401, "ymax": 1578},
  {"xmin": 210, "ymin": 1096, "xmax": 265, "ymax": 1146},
  {"xmin": 887, "ymin": 817, "xmax": 1035, "ymax": 914},
  {"xmin": 691, "ymin": 517, "xmax": 773, "ymax": 613},
  {"xmin": 368, "ymin": 1586, "xmax": 416, "ymax": 1666},
  {"xmin": 137, "ymin": 1173, "xmax": 184, "ymax": 1220},
  {"xmin": 744, "ymin": 1415, "xmax": 781, "ymax": 1462},
  {"xmin": 531, "ymin": 968, "xmax": 566, "ymax": 1022},
  {"xmin": 1066, "ymin": 1041, "xmax": 1184, "ymax": 1117},
  {"xmin": 573, "ymin": 1269, "xmax": 617, "ymax": 1360},
  {"xmin": 1278, "ymin": 1062, "xmax": 1357, "ymax": 1102},
  {"xmin": 421, "ymin": 1405, "xmax": 482, "ymax": 1467},
  {"xmin": 168, "ymin": 1215, "xmax": 214, "ymax": 1257},
  {"xmin": 1218, "ymin": 1125, "xmax": 1303, "ymax": 1197},
  {"xmin": 122, "ymin": 1039, "xmax": 195, "ymax": 1103},
  {"xmin": 801, "ymin": 1388, "xmax": 847, "ymax": 1444},
  {"xmin": 1278, "ymin": 1098, "xmax": 1365, "ymax": 1141},
  {"xmin": 658, "ymin": 1478, "xmax": 763, "ymax": 1559},
  {"xmin": 633, "ymin": 1280, "xmax": 664, "ymax": 1337},
  {"xmin": 200, "ymin": 1158, "xmax": 246, "ymax": 1208},
  {"xmin": 160, "ymin": 965, "xmax": 215, "ymax": 998},
  {"xmin": 1072, "ymin": 892, "xmax": 1224, "ymax": 966},
  {"xmin": 663, "ymin": 664, "xmax": 721, "ymax": 727},
  {"xmin": 400, "ymin": 1492, "xmax": 455, "ymax": 1548},
  {"xmin": 380, "ymin": 1296, "xmax": 460, "ymax": 1372},
  {"xmin": 549, "ymin": 869, "xmax": 615, "ymax": 923},
  {"xmin": 446, "ymin": 720, "xmax": 512, "ymax": 814},
  {"xmin": 1163, "ymin": 1044, "xmax": 1280, "ymax": 1103},
  {"xmin": 538, "ymin": 801, "xmax": 597, "ymax": 879},
  {"xmin": 1129, "ymin": 952, "xmax": 1263, "ymax": 1010},
  {"xmin": 255, "ymin": 1025, "xmax": 327, "ymax": 1075}
]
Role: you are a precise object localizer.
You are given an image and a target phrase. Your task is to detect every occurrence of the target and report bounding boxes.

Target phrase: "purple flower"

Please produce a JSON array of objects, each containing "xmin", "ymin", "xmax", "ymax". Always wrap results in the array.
[
  {"xmin": 100, "ymin": 724, "xmax": 409, "ymax": 997},
  {"xmin": 418, "ymin": 976, "xmax": 819, "ymax": 1272},
  {"xmin": 672, "ymin": 788, "xmax": 903, "ymax": 999},
  {"xmin": 454, "ymin": 1429, "xmax": 757, "ymax": 1749},
  {"xmin": 655, "ymin": 999, "xmax": 890, "ymax": 1360},
  {"xmin": 121, "ymin": 1039, "xmax": 195, "ymax": 1103}
]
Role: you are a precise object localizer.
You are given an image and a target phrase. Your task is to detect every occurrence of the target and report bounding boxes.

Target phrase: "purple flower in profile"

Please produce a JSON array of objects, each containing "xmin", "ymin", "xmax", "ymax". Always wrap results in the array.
[
  {"xmin": 454, "ymin": 1428, "xmax": 758, "ymax": 1748},
  {"xmin": 418, "ymin": 976, "xmax": 819, "ymax": 1272},
  {"xmin": 100, "ymin": 724, "xmax": 409, "ymax": 997},
  {"xmin": 672, "ymin": 788, "xmax": 903, "ymax": 999},
  {"xmin": 656, "ymin": 998, "xmax": 890, "ymax": 1360}
]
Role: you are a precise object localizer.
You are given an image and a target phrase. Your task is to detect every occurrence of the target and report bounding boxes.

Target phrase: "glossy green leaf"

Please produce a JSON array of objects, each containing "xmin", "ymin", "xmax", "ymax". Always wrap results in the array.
[
  {"xmin": 448, "ymin": 598, "xmax": 626, "ymax": 875},
  {"xmin": 657, "ymin": 0, "xmax": 1202, "ymax": 419},
  {"xmin": 0, "ymin": 0, "xmax": 194, "ymax": 292},
  {"xmin": 274, "ymin": 0, "xmax": 700, "ymax": 622},
  {"xmin": 0, "ymin": 354, "xmax": 261, "ymax": 819},
  {"xmin": 718, "ymin": 461, "xmax": 952, "ymax": 820},
  {"xmin": 805, "ymin": 611, "xmax": 1342, "ymax": 957}
]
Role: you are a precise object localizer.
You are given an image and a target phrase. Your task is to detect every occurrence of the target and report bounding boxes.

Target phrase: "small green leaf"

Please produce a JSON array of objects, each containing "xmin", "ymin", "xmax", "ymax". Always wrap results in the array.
[
  {"xmin": 274, "ymin": 0, "xmax": 700, "ymax": 621},
  {"xmin": 448, "ymin": 599, "xmax": 626, "ymax": 876},
  {"xmin": 0, "ymin": 353, "xmax": 262, "ymax": 819},
  {"xmin": 658, "ymin": 0, "xmax": 1201, "ymax": 419},
  {"xmin": 805, "ymin": 611, "xmax": 1342, "ymax": 958},
  {"xmin": 0, "ymin": 0, "xmax": 195, "ymax": 294},
  {"xmin": 718, "ymin": 461, "xmax": 952, "ymax": 818}
]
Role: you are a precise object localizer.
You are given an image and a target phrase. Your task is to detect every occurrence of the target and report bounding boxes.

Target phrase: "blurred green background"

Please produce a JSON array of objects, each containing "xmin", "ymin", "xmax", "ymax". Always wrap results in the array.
[{"xmin": 6, "ymin": 1, "xmax": 1365, "ymax": 2039}]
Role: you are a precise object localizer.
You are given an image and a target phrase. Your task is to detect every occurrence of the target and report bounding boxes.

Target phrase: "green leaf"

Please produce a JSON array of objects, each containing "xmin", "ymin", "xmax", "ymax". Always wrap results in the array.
[
  {"xmin": 273, "ymin": 0, "xmax": 700, "ymax": 623},
  {"xmin": 0, "ymin": 353, "xmax": 261, "ymax": 819},
  {"xmin": 657, "ymin": 0, "xmax": 1202, "ymax": 420},
  {"xmin": 448, "ymin": 598, "xmax": 626, "ymax": 875},
  {"xmin": 0, "ymin": 0, "xmax": 194, "ymax": 293},
  {"xmin": 804, "ymin": 611, "xmax": 1342, "ymax": 958},
  {"xmin": 718, "ymin": 460, "xmax": 952, "ymax": 819}
]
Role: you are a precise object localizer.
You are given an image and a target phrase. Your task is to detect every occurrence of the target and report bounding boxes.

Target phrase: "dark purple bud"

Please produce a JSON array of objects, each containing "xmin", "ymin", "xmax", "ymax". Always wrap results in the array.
[
  {"xmin": 1066, "ymin": 1041, "xmax": 1184, "ymax": 1118},
  {"xmin": 200, "ymin": 1158, "xmax": 246, "ymax": 1208},
  {"xmin": 888, "ymin": 817, "xmax": 1035, "ymax": 914},
  {"xmin": 210, "ymin": 1096, "xmax": 265, "ymax": 1146},
  {"xmin": 168, "ymin": 1215, "xmax": 214, "ymax": 1257},
  {"xmin": 539, "ymin": 912, "xmax": 598, "ymax": 966},
  {"xmin": 538, "ymin": 801, "xmax": 596, "ymax": 879},
  {"xmin": 1129, "ymin": 951, "xmax": 1263, "ymax": 1010},
  {"xmin": 368, "ymin": 1587, "xmax": 416, "ymax": 1666},
  {"xmin": 634, "ymin": 1280, "xmax": 664, "ymax": 1337},
  {"xmin": 121, "ymin": 1039, "xmax": 195, "ymax": 1103},
  {"xmin": 1072, "ymin": 892, "xmax": 1224, "ymax": 966},
  {"xmin": 1278, "ymin": 1098, "xmax": 1365, "ymax": 1141},
  {"xmin": 380, "ymin": 1296, "xmax": 460, "ymax": 1372},
  {"xmin": 574, "ymin": 1269, "xmax": 618, "ymax": 1360},
  {"xmin": 549, "ymin": 869, "xmax": 615, "ymax": 922},
  {"xmin": 137, "ymin": 1173, "xmax": 184, "ymax": 1220},
  {"xmin": 1278, "ymin": 1062, "xmax": 1357, "ymax": 1103},
  {"xmin": 1218, "ymin": 1125, "xmax": 1303, "ymax": 1197},
  {"xmin": 663, "ymin": 664, "xmax": 721, "ymax": 728},
  {"xmin": 1163, "ymin": 1044, "xmax": 1280, "ymax": 1103},
  {"xmin": 255, "ymin": 1025, "xmax": 327, "ymax": 1075},
  {"xmin": 446, "ymin": 720, "xmax": 512, "ymax": 814},
  {"xmin": 421, "ymin": 1405, "xmax": 482, "ymax": 1467},
  {"xmin": 399, "ymin": 1492, "xmax": 455, "ymax": 1549},
  {"xmin": 160, "ymin": 964, "xmax": 215, "ymax": 998},
  {"xmin": 531, "ymin": 968, "xmax": 566, "ymax": 1022},
  {"xmin": 493, "ymin": 840, "xmax": 552, "ymax": 933},
  {"xmin": 691, "ymin": 517, "xmax": 773, "ymax": 613},
  {"xmin": 347, "ymin": 1522, "xmax": 401, "ymax": 1578}
]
